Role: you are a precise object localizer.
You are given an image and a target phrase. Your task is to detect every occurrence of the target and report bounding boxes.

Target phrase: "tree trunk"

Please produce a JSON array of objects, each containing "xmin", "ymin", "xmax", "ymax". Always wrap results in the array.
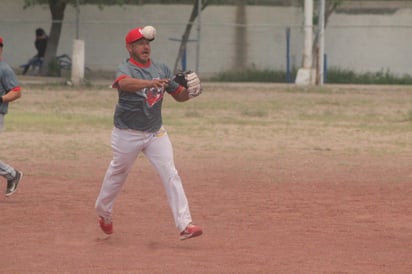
[
  {"xmin": 40, "ymin": 0, "xmax": 67, "ymax": 76},
  {"xmin": 173, "ymin": 1, "xmax": 209, "ymax": 74},
  {"xmin": 312, "ymin": 1, "xmax": 339, "ymax": 74},
  {"xmin": 234, "ymin": 0, "xmax": 247, "ymax": 71}
]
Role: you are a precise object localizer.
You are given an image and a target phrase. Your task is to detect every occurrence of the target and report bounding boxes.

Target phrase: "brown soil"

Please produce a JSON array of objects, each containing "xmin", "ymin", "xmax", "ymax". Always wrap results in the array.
[{"xmin": 1, "ymin": 84, "xmax": 412, "ymax": 274}]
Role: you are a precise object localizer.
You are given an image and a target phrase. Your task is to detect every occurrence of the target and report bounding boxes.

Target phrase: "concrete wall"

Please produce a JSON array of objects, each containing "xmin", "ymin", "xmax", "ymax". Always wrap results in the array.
[
  {"xmin": 0, "ymin": 1, "xmax": 411, "ymax": 77},
  {"xmin": 327, "ymin": 8, "xmax": 412, "ymax": 75}
]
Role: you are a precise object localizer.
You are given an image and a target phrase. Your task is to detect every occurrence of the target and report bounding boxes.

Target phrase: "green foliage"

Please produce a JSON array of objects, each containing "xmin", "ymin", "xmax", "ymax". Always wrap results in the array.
[
  {"xmin": 407, "ymin": 110, "xmax": 412, "ymax": 122},
  {"xmin": 210, "ymin": 67, "xmax": 412, "ymax": 85},
  {"xmin": 47, "ymin": 58, "xmax": 62, "ymax": 77},
  {"xmin": 23, "ymin": 0, "xmax": 308, "ymax": 7},
  {"xmin": 210, "ymin": 68, "xmax": 297, "ymax": 83},
  {"xmin": 326, "ymin": 67, "xmax": 412, "ymax": 85},
  {"xmin": 297, "ymin": 0, "xmax": 344, "ymax": 26},
  {"xmin": 297, "ymin": 0, "xmax": 344, "ymax": 8},
  {"xmin": 24, "ymin": 0, "xmax": 147, "ymax": 8}
]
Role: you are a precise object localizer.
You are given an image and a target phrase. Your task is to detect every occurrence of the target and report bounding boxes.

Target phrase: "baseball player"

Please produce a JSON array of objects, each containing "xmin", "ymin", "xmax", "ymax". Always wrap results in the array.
[
  {"xmin": 0, "ymin": 36, "xmax": 24, "ymax": 197},
  {"xmin": 95, "ymin": 26, "xmax": 203, "ymax": 240}
]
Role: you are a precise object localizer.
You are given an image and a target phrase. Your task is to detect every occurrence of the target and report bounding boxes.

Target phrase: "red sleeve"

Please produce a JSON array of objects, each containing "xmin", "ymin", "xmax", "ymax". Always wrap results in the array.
[
  {"xmin": 169, "ymin": 85, "xmax": 184, "ymax": 96},
  {"xmin": 111, "ymin": 75, "xmax": 129, "ymax": 89},
  {"xmin": 10, "ymin": 86, "xmax": 21, "ymax": 92}
]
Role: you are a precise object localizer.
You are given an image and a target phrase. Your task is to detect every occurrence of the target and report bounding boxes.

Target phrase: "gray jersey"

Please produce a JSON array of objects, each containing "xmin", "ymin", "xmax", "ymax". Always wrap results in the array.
[
  {"xmin": 0, "ymin": 60, "xmax": 20, "ymax": 114},
  {"xmin": 113, "ymin": 59, "xmax": 180, "ymax": 132}
]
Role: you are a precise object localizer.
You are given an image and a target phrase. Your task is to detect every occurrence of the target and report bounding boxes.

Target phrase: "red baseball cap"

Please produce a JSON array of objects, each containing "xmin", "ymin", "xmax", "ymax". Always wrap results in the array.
[
  {"xmin": 125, "ymin": 28, "xmax": 144, "ymax": 44},
  {"xmin": 0, "ymin": 36, "xmax": 3, "ymax": 46}
]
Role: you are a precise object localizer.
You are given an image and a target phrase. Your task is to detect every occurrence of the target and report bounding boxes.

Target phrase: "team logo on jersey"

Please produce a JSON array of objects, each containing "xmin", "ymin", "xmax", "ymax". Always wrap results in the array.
[{"xmin": 144, "ymin": 86, "xmax": 164, "ymax": 107}]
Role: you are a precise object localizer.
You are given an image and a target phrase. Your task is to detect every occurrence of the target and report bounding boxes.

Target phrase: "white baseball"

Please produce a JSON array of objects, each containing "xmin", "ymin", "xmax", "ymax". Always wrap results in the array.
[{"xmin": 142, "ymin": 25, "xmax": 156, "ymax": 41}]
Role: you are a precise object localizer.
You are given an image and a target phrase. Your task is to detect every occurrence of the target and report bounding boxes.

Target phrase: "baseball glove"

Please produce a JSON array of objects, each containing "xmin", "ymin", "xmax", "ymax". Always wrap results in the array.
[{"xmin": 173, "ymin": 70, "xmax": 202, "ymax": 98}]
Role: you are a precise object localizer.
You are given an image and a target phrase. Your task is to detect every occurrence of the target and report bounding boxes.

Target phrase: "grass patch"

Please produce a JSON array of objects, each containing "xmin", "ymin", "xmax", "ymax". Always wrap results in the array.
[
  {"xmin": 241, "ymin": 108, "xmax": 268, "ymax": 118},
  {"xmin": 7, "ymin": 111, "xmax": 112, "ymax": 133},
  {"xmin": 3, "ymin": 84, "xmax": 411, "ymax": 156},
  {"xmin": 406, "ymin": 110, "xmax": 412, "ymax": 122}
]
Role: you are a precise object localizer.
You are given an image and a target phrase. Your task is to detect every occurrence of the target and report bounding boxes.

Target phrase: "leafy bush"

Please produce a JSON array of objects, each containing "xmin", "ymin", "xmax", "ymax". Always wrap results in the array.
[
  {"xmin": 326, "ymin": 68, "xmax": 412, "ymax": 85},
  {"xmin": 210, "ymin": 67, "xmax": 412, "ymax": 85},
  {"xmin": 210, "ymin": 68, "xmax": 297, "ymax": 83}
]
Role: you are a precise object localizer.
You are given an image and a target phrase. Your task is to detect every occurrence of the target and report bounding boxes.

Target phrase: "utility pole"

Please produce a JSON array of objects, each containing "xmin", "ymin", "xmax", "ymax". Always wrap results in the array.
[
  {"xmin": 195, "ymin": 0, "xmax": 201, "ymax": 73},
  {"xmin": 295, "ymin": 0, "xmax": 315, "ymax": 85},
  {"xmin": 71, "ymin": 0, "xmax": 85, "ymax": 86},
  {"xmin": 318, "ymin": 0, "xmax": 325, "ymax": 85},
  {"xmin": 75, "ymin": 0, "xmax": 80, "ymax": 39}
]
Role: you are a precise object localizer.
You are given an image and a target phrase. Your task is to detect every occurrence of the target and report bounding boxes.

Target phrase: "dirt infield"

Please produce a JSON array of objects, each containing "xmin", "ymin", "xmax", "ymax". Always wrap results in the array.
[{"xmin": 1, "ymin": 83, "xmax": 412, "ymax": 273}]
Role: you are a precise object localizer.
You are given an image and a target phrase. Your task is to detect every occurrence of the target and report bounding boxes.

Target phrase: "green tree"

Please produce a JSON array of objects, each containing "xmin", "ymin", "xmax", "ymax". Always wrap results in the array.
[
  {"xmin": 22, "ymin": 0, "xmax": 271, "ymax": 76},
  {"xmin": 312, "ymin": 0, "xmax": 343, "ymax": 56},
  {"xmin": 172, "ymin": 0, "xmax": 236, "ymax": 73},
  {"xmin": 296, "ymin": 0, "xmax": 342, "ymax": 84},
  {"xmin": 23, "ymin": 0, "xmax": 156, "ymax": 76},
  {"xmin": 24, "ymin": 0, "xmax": 68, "ymax": 76},
  {"xmin": 172, "ymin": 0, "xmax": 210, "ymax": 73},
  {"xmin": 297, "ymin": 0, "xmax": 343, "ymax": 67},
  {"xmin": 234, "ymin": 0, "xmax": 247, "ymax": 71},
  {"xmin": 23, "ymin": 0, "xmax": 218, "ymax": 76}
]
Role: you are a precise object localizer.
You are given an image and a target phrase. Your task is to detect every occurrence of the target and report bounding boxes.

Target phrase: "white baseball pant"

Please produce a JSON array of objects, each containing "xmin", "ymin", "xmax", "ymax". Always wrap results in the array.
[
  {"xmin": 0, "ymin": 160, "xmax": 17, "ymax": 180},
  {"xmin": 0, "ymin": 114, "xmax": 17, "ymax": 180},
  {"xmin": 95, "ymin": 126, "xmax": 192, "ymax": 232}
]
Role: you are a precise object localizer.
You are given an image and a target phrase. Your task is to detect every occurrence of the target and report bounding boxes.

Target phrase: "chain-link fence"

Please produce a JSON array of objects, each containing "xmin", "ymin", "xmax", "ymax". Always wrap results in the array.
[{"xmin": 1, "ymin": 1, "xmax": 411, "ymax": 78}]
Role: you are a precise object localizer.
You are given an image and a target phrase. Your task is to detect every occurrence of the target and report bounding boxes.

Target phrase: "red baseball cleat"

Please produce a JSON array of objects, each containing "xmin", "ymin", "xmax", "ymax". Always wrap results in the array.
[
  {"xmin": 180, "ymin": 224, "xmax": 202, "ymax": 240},
  {"xmin": 98, "ymin": 216, "xmax": 113, "ymax": 235}
]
